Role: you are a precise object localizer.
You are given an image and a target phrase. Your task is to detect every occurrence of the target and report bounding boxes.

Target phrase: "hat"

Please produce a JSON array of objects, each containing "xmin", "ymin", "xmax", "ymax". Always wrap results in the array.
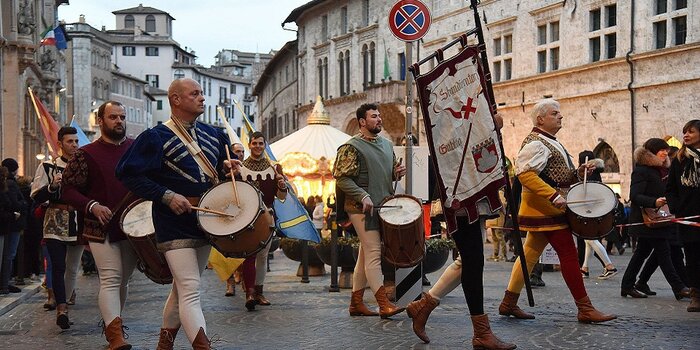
[
  {"xmin": 1, "ymin": 158, "xmax": 18, "ymax": 172},
  {"xmin": 643, "ymin": 138, "xmax": 670, "ymax": 155}
]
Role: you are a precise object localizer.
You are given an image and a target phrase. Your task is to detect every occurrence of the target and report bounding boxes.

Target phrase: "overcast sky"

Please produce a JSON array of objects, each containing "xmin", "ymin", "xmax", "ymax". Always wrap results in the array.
[{"xmin": 58, "ymin": 0, "xmax": 309, "ymax": 67}]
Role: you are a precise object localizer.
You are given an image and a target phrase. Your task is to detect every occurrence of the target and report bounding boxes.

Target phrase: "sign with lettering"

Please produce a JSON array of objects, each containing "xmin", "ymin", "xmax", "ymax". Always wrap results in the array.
[
  {"xmin": 388, "ymin": 0, "xmax": 432, "ymax": 42},
  {"xmin": 414, "ymin": 45, "xmax": 506, "ymax": 232}
]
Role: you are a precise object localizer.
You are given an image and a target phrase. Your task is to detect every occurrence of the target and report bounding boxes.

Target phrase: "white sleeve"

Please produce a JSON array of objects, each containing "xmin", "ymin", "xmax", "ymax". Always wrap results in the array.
[
  {"xmin": 30, "ymin": 162, "xmax": 49, "ymax": 198},
  {"xmin": 515, "ymin": 141, "xmax": 550, "ymax": 176}
]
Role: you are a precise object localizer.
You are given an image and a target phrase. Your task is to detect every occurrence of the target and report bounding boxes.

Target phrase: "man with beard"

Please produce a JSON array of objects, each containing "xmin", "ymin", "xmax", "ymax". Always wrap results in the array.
[
  {"xmin": 31, "ymin": 126, "xmax": 84, "ymax": 330},
  {"xmin": 117, "ymin": 78, "xmax": 239, "ymax": 349},
  {"xmin": 334, "ymin": 103, "xmax": 405, "ymax": 319},
  {"xmin": 61, "ymin": 101, "xmax": 138, "ymax": 350}
]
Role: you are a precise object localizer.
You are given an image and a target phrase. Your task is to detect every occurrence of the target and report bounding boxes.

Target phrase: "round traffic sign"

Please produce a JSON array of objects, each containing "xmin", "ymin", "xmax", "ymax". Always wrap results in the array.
[{"xmin": 388, "ymin": 0, "xmax": 432, "ymax": 42}]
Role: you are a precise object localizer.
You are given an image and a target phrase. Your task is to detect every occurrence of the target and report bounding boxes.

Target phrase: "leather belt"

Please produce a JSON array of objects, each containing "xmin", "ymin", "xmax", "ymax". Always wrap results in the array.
[
  {"xmin": 186, "ymin": 196, "xmax": 200, "ymax": 206},
  {"xmin": 48, "ymin": 203, "xmax": 74, "ymax": 211}
]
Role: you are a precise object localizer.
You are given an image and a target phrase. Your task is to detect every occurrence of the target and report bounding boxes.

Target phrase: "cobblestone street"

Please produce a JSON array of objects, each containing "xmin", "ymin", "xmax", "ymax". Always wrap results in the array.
[{"xmin": 0, "ymin": 246, "xmax": 698, "ymax": 349}]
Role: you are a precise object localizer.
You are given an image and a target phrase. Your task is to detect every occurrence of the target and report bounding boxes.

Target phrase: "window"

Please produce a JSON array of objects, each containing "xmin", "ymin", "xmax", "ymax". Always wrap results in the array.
[
  {"xmin": 503, "ymin": 59, "xmax": 512, "ymax": 80},
  {"xmin": 146, "ymin": 74, "xmax": 159, "ymax": 88},
  {"xmin": 654, "ymin": 21, "xmax": 667, "ymax": 49},
  {"xmin": 341, "ymin": 7, "xmax": 348, "ymax": 34},
  {"xmin": 362, "ymin": 0, "xmax": 370, "ymax": 26},
  {"xmin": 219, "ymin": 87, "xmax": 227, "ymax": 104},
  {"xmin": 590, "ymin": 9, "xmax": 601, "ymax": 31},
  {"xmin": 605, "ymin": 33, "xmax": 616, "ymax": 59},
  {"xmin": 493, "ymin": 38, "xmax": 501, "ymax": 56},
  {"xmin": 321, "ymin": 15, "xmax": 328, "ymax": 42},
  {"xmin": 174, "ymin": 69, "xmax": 185, "ymax": 79},
  {"xmin": 338, "ymin": 52, "xmax": 346, "ymax": 95},
  {"xmin": 157, "ymin": 100, "xmax": 163, "ymax": 110},
  {"xmin": 492, "ymin": 33, "xmax": 513, "ymax": 81},
  {"xmin": 318, "ymin": 59, "xmax": 324, "ymax": 97},
  {"xmin": 146, "ymin": 47, "xmax": 159, "ymax": 56},
  {"xmin": 537, "ymin": 25, "xmax": 547, "ymax": 45},
  {"xmin": 605, "ymin": 5, "xmax": 616, "ymax": 27},
  {"xmin": 674, "ymin": 0, "xmax": 687, "ymax": 10},
  {"xmin": 493, "ymin": 61, "xmax": 501, "ymax": 82},
  {"xmin": 655, "ymin": 0, "xmax": 667, "ymax": 14},
  {"xmin": 230, "ymin": 84, "xmax": 236, "ymax": 95},
  {"xmin": 145, "ymin": 15, "xmax": 156, "ymax": 32},
  {"xmin": 285, "ymin": 113, "xmax": 290, "ymax": 133},
  {"xmin": 398, "ymin": 52, "xmax": 406, "ymax": 81},
  {"xmin": 550, "ymin": 47, "xmax": 559, "ymax": 71},
  {"xmin": 673, "ymin": 16, "xmax": 687, "ymax": 45},
  {"xmin": 549, "ymin": 21, "xmax": 559, "ymax": 42},
  {"xmin": 344, "ymin": 50, "xmax": 350, "ymax": 93},
  {"xmin": 537, "ymin": 51, "xmax": 546, "ymax": 73},
  {"xmin": 124, "ymin": 15, "xmax": 135, "ymax": 28},
  {"xmin": 208, "ymin": 80, "xmax": 211, "ymax": 96},
  {"xmin": 504, "ymin": 35, "xmax": 512, "ymax": 53},
  {"xmin": 590, "ymin": 37, "xmax": 601, "ymax": 62},
  {"xmin": 323, "ymin": 57, "xmax": 329, "ymax": 98},
  {"xmin": 122, "ymin": 46, "xmax": 135, "ymax": 56}
]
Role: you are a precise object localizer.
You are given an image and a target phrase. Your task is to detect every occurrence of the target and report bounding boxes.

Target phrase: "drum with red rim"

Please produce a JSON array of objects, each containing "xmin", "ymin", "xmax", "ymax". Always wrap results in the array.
[{"xmin": 120, "ymin": 199, "xmax": 173, "ymax": 284}]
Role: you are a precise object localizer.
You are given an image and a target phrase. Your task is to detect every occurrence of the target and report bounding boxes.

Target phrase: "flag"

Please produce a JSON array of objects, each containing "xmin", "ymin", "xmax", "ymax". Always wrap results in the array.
[
  {"xmin": 28, "ymin": 87, "xmax": 60, "ymax": 159},
  {"xmin": 383, "ymin": 40, "xmax": 391, "ymax": 80},
  {"xmin": 207, "ymin": 248, "xmax": 244, "ymax": 282},
  {"xmin": 40, "ymin": 27, "xmax": 56, "ymax": 46},
  {"xmin": 232, "ymin": 98, "xmax": 320, "ymax": 243},
  {"xmin": 41, "ymin": 25, "xmax": 68, "ymax": 50},
  {"xmin": 69, "ymin": 118, "xmax": 91, "ymax": 147},
  {"xmin": 216, "ymin": 106, "xmax": 249, "ymax": 155}
]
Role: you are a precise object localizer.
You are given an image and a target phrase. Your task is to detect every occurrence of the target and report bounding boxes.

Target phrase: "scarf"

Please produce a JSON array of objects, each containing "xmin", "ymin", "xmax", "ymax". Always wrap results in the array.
[{"xmin": 681, "ymin": 147, "xmax": 700, "ymax": 188}]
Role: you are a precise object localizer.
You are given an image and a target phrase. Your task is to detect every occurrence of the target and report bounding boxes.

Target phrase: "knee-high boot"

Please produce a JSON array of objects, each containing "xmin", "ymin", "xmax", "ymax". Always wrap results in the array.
[
  {"xmin": 156, "ymin": 327, "xmax": 179, "ymax": 350},
  {"xmin": 406, "ymin": 292, "xmax": 439, "ymax": 343},
  {"xmin": 498, "ymin": 290, "xmax": 535, "ymax": 319},
  {"xmin": 471, "ymin": 314, "xmax": 517, "ymax": 350},
  {"xmin": 575, "ymin": 295, "xmax": 616, "ymax": 323}
]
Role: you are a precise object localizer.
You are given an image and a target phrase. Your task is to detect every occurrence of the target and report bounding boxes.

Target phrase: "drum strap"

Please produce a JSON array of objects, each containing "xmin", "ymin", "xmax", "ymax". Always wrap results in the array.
[{"xmin": 164, "ymin": 118, "xmax": 219, "ymax": 185}]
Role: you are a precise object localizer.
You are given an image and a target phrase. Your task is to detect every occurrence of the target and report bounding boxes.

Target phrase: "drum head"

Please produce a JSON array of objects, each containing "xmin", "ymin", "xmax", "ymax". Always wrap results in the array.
[
  {"xmin": 379, "ymin": 196, "xmax": 422, "ymax": 225},
  {"xmin": 121, "ymin": 200, "xmax": 154, "ymax": 238},
  {"xmin": 198, "ymin": 181, "xmax": 263, "ymax": 236},
  {"xmin": 567, "ymin": 182, "xmax": 616, "ymax": 218}
]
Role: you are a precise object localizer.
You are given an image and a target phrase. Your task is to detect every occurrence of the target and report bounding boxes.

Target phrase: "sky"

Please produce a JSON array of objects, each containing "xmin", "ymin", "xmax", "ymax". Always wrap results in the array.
[{"xmin": 57, "ymin": 0, "xmax": 309, "ymax": 67}]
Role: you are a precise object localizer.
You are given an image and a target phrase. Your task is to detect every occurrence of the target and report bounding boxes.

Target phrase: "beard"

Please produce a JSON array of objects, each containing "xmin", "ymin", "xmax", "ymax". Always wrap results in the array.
[
  {"xmin": 368, "ymin": 125, "xmax": 382, "ymax": 135},
  {"xmin": 103, "ymin": 125, "xmax": 126, "ymax": 140}
]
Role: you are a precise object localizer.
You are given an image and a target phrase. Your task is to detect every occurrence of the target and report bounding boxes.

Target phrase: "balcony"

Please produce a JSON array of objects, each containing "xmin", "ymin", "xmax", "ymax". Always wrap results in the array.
[{"xmin": 243, "ymin": 94, "xmax": 254, "ymax": 102}]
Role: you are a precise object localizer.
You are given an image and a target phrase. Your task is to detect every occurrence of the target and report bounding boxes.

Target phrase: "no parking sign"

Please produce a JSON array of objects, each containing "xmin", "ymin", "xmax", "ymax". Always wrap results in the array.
[{"xmin": 388, "ymin": 0, "xmax": 432, "ymax": 42}]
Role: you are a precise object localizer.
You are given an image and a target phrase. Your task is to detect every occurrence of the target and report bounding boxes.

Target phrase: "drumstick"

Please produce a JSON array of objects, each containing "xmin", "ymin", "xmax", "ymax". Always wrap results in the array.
[
  {"xmin": 374, "ymin": 205, "xmax": 404, "ymax": 210},
  {"xmin": 393, "ymin": 158, "xmax": 403, "ymax": 193},
  {"xmin": 583, "ymin": 156, "xmax": 589, "ymax": 196},
  {"xmin": 191, "ymin": 206, "xmax": 236, "ymax": 218},
  {"xmin": 225, "ymin": 145, "xmax": 240, "ymax": 206},
  {"xmin": 567, "ymin": 199, "xmax": 603, "ymax": 205}
]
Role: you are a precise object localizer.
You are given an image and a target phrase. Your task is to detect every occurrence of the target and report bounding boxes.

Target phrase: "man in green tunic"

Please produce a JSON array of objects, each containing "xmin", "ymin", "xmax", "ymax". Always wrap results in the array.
[{"xmin": 334, "ymin": 103, "xmax": 406, "ymax": 319}]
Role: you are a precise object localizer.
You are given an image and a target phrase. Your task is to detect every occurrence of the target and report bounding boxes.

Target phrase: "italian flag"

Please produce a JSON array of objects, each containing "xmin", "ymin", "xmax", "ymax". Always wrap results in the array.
[{"xmin": 40, "ymin": 27, "xmax": 56, "ymax": 46}]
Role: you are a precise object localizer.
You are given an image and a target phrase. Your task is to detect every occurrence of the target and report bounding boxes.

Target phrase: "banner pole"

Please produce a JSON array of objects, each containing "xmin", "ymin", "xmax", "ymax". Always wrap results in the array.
[{"xmin": 404, "ymin": 41, "xmax": 414, "ymax": 195}]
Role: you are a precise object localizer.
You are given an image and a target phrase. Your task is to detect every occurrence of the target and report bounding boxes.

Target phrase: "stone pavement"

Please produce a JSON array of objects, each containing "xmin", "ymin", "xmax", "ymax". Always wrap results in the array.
[{"xmin": 0, "ymin": 245, "xmax": 698, "ymax": 350}]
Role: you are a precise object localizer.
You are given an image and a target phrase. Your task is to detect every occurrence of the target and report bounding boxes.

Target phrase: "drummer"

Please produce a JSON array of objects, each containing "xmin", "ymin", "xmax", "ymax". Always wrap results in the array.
[
  {"xmin": 498, "ymin": 98, "xmax": 615, "ymax": 323},
  {"xmin": 334, "ymin": 103, "xmax": 405, "ymax": 318},
  {"xmin": 117, "ymin": 78, "xmax": 240, "ymax": 350}
]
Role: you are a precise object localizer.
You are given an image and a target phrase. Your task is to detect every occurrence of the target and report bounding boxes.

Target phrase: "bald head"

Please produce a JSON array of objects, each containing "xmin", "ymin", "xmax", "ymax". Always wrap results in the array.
[{"xmin": 168, "ymin": 78, "xmax": 205, "ymax": 121}]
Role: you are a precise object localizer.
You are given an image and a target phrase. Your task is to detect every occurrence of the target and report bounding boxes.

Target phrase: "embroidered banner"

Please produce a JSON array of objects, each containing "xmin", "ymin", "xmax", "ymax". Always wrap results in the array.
[{"xmin": 414, "ymin": 45, "xmax": 505, "ymax": 233}]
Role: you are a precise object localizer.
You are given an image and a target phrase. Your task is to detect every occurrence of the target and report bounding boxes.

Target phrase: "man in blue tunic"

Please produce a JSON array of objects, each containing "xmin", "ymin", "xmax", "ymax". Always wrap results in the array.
[{"xmin": 117, "ymin": 78, "xmax": 240, "ymax": 350}]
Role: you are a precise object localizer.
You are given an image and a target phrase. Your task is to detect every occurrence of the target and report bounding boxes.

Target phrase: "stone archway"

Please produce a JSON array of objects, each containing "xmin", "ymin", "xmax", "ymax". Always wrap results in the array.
[
  {"xmin": 343, "ymin": 104, "xmax": 407, "ymax": 145},
  {"xmin": 593, "ymin": 141, "xmax": 620, "ymax": 173}
]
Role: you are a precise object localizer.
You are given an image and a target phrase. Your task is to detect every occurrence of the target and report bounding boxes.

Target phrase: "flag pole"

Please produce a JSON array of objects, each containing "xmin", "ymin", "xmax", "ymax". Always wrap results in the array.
[{"xmin": 28, "ymin": 87, "xmax": 58, "ymax": 159}]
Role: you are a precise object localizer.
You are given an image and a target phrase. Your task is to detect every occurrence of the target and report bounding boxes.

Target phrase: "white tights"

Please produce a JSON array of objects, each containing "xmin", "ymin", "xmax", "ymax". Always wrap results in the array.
[
  {"xmin": 429, "ymin": 256, "xmax": 463, "ymax": 300},
  {"xmin": 350, "ymin": 213, "xmax": 383, "ymax": 293},
  {"xmin": 64, "ymin": 244, "xmax": 84, "ymax": 298},
  {"xmin": 162, "ymin": 246, "xmax": 211, "ymax": 344},
  {"xmin": 582, "ymin": 239, "xmax": 612, "ymax": 269},
  {"xmin": 88, "ymin": 238, "xmax": 137, "ymax": 325},
  {"xmin": 255, "ymin": 239, "xmax": 271, "ymax": 285}
]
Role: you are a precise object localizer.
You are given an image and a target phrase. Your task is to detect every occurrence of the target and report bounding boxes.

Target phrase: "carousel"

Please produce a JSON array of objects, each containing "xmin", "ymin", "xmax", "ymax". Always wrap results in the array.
[{"xmin": 270, "ymin": 96, "xmax": 351, "ymax": 202}]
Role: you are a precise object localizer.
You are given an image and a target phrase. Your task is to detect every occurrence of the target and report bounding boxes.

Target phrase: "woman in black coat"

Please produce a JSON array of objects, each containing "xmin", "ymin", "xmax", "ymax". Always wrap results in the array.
[
  {"xmin": 620, "ymin": 138, "xmax": 690, "ymax": 299},
  {"xmin": 666, "ymin": 119, "xmax": 700, "ymax": 312}
]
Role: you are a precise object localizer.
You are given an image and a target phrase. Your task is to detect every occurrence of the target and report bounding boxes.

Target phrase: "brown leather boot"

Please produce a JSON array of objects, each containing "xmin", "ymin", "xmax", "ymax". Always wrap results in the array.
[
  {"xmin": 687, "ymin": 288, "xmax": 700, "ymax": 312},
  {"xmin": 471, "ymin": 314, "xmax": 517, "ymax": 350},
  {"xmin": 192, "ymin": 327, "xmax": 210, "ymax": 350},
  {"xmin": 245, "ymin": 287, "xmax": 257, "ymax": 311},
  {"xmin": 156, "ymin": 327, "xmax": 179, "ymax": 350},
  {"xmin": 103, "ymin": 317, "xmax": 132, "ymax": 350},
  {"xmin": 498, "ymin": 290, "xmax": 535, "ymax": 319},
  {"xmin": 375, "ymin": 286, "xmax": 405, "ymax": 319},
  {"xmin": 349, "ymin": 288, "xmax": 379, "ymax": 316},
  {"xmin": 44, "ymin": 288, "xmax": 56, "ymax": 310},
  {"xmin": 56, "ymin": 303, "xmax": 70, "ymax": 330},
  {"xmin": 406, "ymin": 292, "xmax": 440, "ymax": 343},
  {"xmin": 255, "ymin": 285, "xmax": 271, "ymax": 305},
  {"xmin": 575, "ymin": 295, "xmax": 617, "ymax": 323}
]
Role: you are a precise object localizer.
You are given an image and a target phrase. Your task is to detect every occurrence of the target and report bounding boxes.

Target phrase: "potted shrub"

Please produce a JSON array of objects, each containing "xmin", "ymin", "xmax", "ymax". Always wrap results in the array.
[
  {"xmin": 423, "ymin": 238, "xmax": 455, "ymax": 274},
  {"xmin": 313, "ymin": 236, "xmax": 359, "ymax": 269},
  {"xmin": 280, "ymin": 237, "xmax": 325, "ymax": 276}
]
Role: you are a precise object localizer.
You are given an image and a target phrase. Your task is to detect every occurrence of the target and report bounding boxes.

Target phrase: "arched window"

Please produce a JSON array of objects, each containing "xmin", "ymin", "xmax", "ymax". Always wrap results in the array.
[
  {"xmin": 369, "ymin": 42, "xmax": 376, "ymax": 85},
  {"xmin": 317, "ymin": 59, "xmax": 323, "ymax": 98},
  {"xmin": 104, "ymin": 83, "xmax": 110, "ymax": 100},
  {"xmin": 338, "ymin": 52, "xmax": 345, "ymax": 96},
  {"xmin": 344, "ymin": 50, "xmax": 351, "ymax": 94},
  {"xmin": 145, "ymin": 15, "xmax": 156, "ymax": 33},
  {"xmin": 593, "ymin": 141, "xmax": 620, "ymax": 173},
  {"xmin": 174, "ymin": 69, "xmax": 185, "ymax": 80},
  {"xmin": 362, "ymin": 44, "xmax": 369, "ymax": 90},
  {"xmin": 124, "ymin": 15, "xmax": 134, "ymax": 29},
  {"xmin": 323, "ymin": 57, "xmax": 329, "ymax": 99}
]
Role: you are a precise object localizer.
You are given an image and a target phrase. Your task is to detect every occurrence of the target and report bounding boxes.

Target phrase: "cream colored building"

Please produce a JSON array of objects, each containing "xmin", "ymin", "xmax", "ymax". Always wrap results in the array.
[
  {"xmin": 263, "ymin": 0, "xmax": 698, "ymax": 198},
  {"xmin": 1, "ymin": 0, "xmax": 68, "ymax": 176}
]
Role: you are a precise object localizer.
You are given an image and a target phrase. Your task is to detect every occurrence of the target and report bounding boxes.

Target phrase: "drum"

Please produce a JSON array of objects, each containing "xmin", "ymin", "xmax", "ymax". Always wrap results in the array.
[
  {"xmin": 378, "ymin": 195, "xmax": 425, "ymax": 268},
  {"xmin": 198, "ymin": 181, "xmax": 273, "ymax": 259},
  {"xmin": 120, "ymin": 199, "xmax": 173, "ymax": 284},
  {"xmin": 565, "ymin": 181, "xmax": 617, "ymax": 239}
]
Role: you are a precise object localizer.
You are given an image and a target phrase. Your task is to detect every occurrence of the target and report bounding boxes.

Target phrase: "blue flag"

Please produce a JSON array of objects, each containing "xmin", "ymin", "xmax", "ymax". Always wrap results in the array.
[
  {"xmin": 273, "ymin": 193, "xmax": 320, "ymax": 243},
  {"xmin": 54, "ymin": 25, "xmax": 68, "ymax": 50},
  {"xmin": 70, "ymin": 119, "xmax": 91, "ymax": 147}
]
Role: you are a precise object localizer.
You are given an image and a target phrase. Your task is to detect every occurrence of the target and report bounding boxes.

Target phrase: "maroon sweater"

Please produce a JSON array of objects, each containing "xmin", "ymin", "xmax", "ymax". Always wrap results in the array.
[{"xmin": 62, "ymin": 138, "xmax": 134, "ymax": 242}]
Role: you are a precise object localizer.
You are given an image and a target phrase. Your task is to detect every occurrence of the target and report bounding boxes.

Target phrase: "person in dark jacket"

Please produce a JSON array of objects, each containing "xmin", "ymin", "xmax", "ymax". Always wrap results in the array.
[
  {"xmin": 666, "ymin": 119, "xmax": 700, "ymax": 312},
  {"xmin": 620, "ymin": 138, "xmax": 690, "ymax": 299},
  {"xmin": 0, "ymin": 158, "xmax": 28, "ymax": 295},
  {"xmin": 0, "ymin": 167, "xmax": 16, "ymax": 261}
]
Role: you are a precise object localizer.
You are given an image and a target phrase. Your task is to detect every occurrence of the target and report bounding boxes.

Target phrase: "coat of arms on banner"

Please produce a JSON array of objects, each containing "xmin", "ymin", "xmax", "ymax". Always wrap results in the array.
[{"xmin": 414, "ymin": 46, "xmax": 506, "ymax": 233}]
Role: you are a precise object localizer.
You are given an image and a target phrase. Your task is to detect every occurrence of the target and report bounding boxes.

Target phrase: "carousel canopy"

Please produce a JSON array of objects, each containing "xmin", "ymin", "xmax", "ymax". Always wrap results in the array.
[{"xmin": 270, "ymin": 96, "xmax": 351, "ymax": 176}]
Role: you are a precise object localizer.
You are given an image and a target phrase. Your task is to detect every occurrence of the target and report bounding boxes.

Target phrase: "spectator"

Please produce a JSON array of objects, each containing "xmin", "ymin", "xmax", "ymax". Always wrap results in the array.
[{"xmin": 0, "ymin": 158, "xmax": 29, "ymax": 295}]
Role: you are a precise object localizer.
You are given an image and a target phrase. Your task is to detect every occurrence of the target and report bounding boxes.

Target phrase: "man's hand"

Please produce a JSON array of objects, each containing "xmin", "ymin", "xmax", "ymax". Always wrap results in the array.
[
  {"xmin": 655, "ymin": 197, "xmax": 667, "ymax": 208},
  {"xmin": 168, "ymin": 193, "xmax": 192, "ymax": 215},
  {"xmin": 50, "ymin": 173, "xmax": 62, "ymax": 190},
  {"xmin": 361, "ymin": 196, "xmax": 374, "ymax": 216},
  {"xmin": 493, "ymin": 112, "xmax": 504, "ymax": 130},
  {"xmin": 91, "ymin": 204, "xmax": 113, "ymax": 225},
  {"xmin": 394, "ymin": 158, "xmax": 406, "ymax": 180},
  {"xmin": 223, "ymin": 159, "xmax": 242, "ymax": 177},
  {"xmin": 577, "ymin": 163, "xmax": 596, "ymax": 179},
  {"xmin": 552, "ymin": 196, "xmax": 567, "ymax": 210}
]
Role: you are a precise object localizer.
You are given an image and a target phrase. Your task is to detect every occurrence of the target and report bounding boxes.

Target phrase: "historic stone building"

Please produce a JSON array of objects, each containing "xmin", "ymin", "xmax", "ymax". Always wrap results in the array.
[
  {"xmin": 1, "ymin": 0, "xmax": 68, "ymax": 176},
  {"xmin": 262, "ymin": 0, "xmax": 697, "ymax": 197}
]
